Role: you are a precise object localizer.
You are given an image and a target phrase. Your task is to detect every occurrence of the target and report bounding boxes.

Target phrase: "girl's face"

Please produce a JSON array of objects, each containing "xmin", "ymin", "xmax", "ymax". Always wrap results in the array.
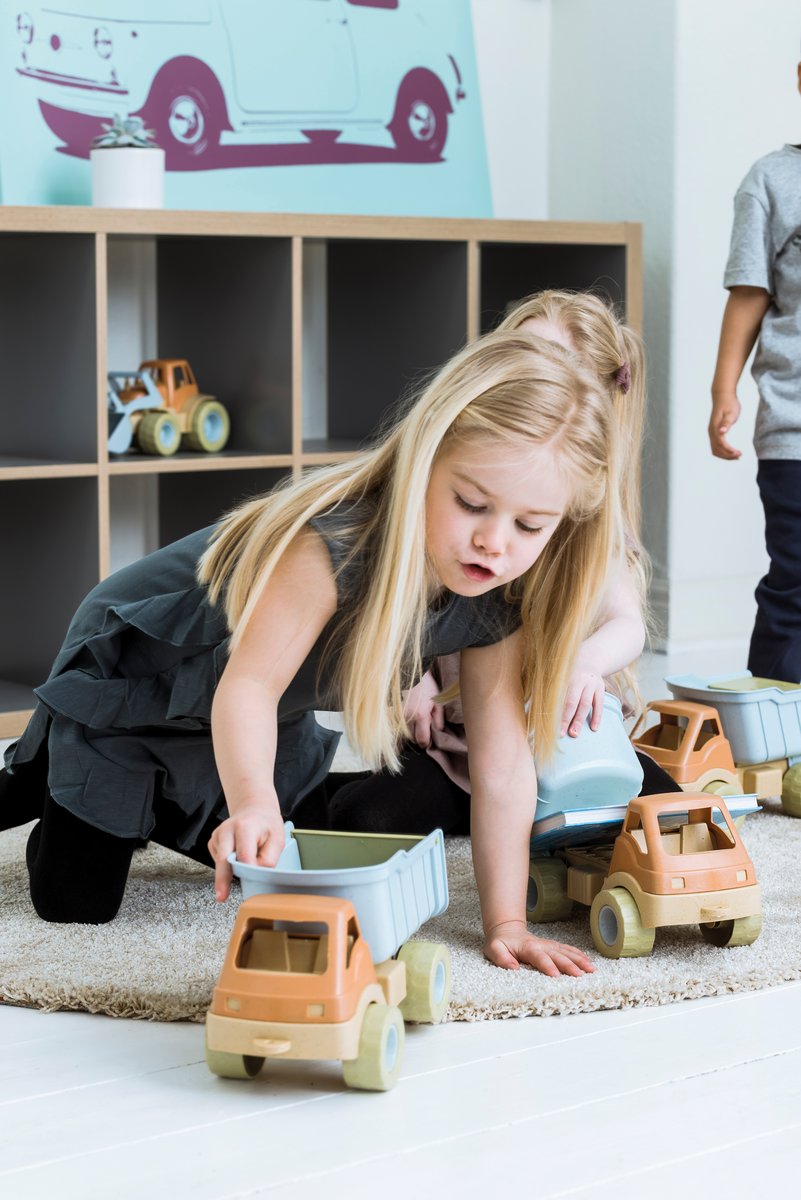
[{"xmin": 425, "ymin": 438, "xmax": 573, "ymax": 596}]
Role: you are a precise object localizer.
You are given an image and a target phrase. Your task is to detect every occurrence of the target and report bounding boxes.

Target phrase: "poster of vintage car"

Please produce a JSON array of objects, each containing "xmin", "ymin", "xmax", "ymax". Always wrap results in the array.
[{"xmin": 0, "ymin": 0, "xmax": 492, "ymax": 216}]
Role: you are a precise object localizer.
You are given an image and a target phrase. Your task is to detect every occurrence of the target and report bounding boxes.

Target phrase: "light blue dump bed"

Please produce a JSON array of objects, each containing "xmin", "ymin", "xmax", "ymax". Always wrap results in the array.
[
  {"xmin": 231, "ymin": 825, "xmax": 449, "ymax": 963},
  {"xmin": 534, "ymin": 693, "xmax": 644, "ymax": 821},
  {"xmin": 666, "ymin": 671, "xmax": 801, "ymax": 765}
]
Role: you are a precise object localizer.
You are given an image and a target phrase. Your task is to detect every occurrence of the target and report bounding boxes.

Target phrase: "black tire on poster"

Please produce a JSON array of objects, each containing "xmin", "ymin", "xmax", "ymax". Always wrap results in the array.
[
  {"xmin": 139, "ymin": 57, "xmax": 230, "ymax": 165},
  {"xmin": 389, "ymin": 70, "xmax": 452, "ymax": 160}
]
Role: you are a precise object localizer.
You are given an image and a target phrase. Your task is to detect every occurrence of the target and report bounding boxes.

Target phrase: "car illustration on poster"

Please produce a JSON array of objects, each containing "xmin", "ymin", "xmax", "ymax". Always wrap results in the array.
[{"xmin": 14, "ymin": 0, "xmax": 467, "ymax": 169}]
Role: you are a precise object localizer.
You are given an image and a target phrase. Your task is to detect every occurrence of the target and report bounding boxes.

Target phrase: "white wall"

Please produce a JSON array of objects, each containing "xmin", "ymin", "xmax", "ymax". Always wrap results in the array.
[
  {"xmin": 547, "ymin": 0, "xmax": 801, "ymax": 651},
  {"xmin": 471, "ymin": 0, "xmax": 550, "ymax": 217},
  {"xmin": 670, "ymin": 0, "xmax": 800, "ymax": 648}
]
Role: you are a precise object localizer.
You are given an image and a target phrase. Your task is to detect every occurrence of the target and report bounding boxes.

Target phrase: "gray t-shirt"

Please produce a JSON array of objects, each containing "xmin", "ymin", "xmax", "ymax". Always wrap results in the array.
[{"xmin": 724, "ymin": 144, "xmax": 801, "ymax": 458}]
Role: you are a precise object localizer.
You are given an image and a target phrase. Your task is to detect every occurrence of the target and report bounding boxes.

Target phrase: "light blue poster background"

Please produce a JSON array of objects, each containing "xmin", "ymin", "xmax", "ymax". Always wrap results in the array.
[{"xmin": 0, "ymin": 1, "xmax": 492, "ymax": 217}]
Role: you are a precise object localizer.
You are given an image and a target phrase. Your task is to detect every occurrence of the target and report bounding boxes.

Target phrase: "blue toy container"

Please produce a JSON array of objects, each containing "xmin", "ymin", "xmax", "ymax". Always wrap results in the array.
[
  {"xmin": 231, "ymin": 825, "xmax": 449, "ymax": 964},
  {"xmin": 666, "ymin": 672, "xmax": 801, "ymax": 765},
  {"xmin": 534, "ymin": 692, "xmax": 644, "ymax": 821}
]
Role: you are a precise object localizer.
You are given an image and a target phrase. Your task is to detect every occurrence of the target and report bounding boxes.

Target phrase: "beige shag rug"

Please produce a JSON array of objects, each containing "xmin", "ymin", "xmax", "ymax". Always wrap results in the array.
[{"xmin": 1, "ymin": 802, "xmax": 799, "ymax": 1023}]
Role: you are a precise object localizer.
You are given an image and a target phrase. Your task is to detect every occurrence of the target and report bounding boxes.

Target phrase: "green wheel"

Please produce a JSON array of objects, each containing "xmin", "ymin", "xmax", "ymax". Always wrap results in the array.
[
  {"xmin": 398, "ymin": 941, "xmax": 451, "ymax": 1024},
  {"xmin": 342, "ymin": 1004, "xmax": 404, "ymax": 1092},
  {"xmin": 205, "ymin": 1041, "xmax": 263, "ymax": 1080},
  {"xmin": 184, "ymin": 399, "xmax": 230, "ymax": 452},
  {"xmin": 781, "ymin": 764, "xmax": 801, "ymax": 817},
  {"xmin": 702, "ymin": 780, "xmax": 740, "ymax": 797},
  {"xmin": 590, "ymin": 887, "xmax": 655, "ymax": 959},
  {"xmin": 526, "ymin": 857, "xmax": 573, "ymax": 923},
  {"xmin": 700, "ymin": 912, "xmax": 762, "ymax": 947},
  {"xmin": 137, "ymin": 410, "xmax": 181, "ymax": 456}
]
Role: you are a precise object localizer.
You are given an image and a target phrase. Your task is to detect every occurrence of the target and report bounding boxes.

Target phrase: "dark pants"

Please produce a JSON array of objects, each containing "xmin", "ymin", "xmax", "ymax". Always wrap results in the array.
[{"xmin": 748, "ymin": 459, "xmax": 801, "ymax": 683}]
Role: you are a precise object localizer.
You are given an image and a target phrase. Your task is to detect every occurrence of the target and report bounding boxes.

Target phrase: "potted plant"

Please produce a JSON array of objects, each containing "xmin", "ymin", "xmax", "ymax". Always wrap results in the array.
[{"xmin": 90, "ymin": 114, "xmax": 165, "ymax": 209}]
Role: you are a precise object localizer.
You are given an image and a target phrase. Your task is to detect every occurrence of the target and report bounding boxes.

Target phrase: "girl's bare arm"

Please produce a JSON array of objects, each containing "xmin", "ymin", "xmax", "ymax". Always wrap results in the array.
[
  {"xmin": 461, "ymin": 632, "xmax": 594, "ymax": 976},
  {"xmin": 209, "ymin": 530, "xmax": 337, "ymax": 899}
]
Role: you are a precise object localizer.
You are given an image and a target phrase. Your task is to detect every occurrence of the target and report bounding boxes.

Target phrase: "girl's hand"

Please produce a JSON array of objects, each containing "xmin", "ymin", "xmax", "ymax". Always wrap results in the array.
[
  {"xmin": 484, "ymin": 920, "xmax": 595, "ymax": 977},
  {"xmin": 561, "ymin": 664, "xmax": 605, "ymax": 737},
  {"xmin": 403, "ymin": 669, "xmax": 445, "ymax": 747},
  {"xmin": 208, "ymin": 801, "xmax": 286, "ymax": 903}
]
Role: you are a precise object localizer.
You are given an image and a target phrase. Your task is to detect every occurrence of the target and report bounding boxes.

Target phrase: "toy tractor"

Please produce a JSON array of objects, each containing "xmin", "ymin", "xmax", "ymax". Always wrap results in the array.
[
  {"xmin": 205, "ymin": 891, "xmax": 450, "ymax": 1092},
  {"xmin": 527, "ymin": 791, "xmax": 762, "ymax": 958},
  {"xmin": 107, "ymin": 358, "xmax": 230, "ymax": 456}
]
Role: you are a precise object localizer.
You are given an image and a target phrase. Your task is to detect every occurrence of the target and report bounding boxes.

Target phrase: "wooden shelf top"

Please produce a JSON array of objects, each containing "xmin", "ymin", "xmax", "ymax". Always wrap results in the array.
[{"xmin": 0, "ymin": 205, "xmax": 640, "ymax": 246}]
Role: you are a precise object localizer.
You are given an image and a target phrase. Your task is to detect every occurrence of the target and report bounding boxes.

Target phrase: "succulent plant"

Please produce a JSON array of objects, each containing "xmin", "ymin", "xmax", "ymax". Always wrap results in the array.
[{"xmin": 92, "ymin": 114, "xmax": 160, "ymax": 149}]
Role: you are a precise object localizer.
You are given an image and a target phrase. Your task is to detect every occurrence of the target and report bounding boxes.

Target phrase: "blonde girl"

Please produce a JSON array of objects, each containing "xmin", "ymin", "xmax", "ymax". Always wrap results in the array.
[{"xmin": 2, "ymin": 330, "xmax": 618, "ymax": 975}]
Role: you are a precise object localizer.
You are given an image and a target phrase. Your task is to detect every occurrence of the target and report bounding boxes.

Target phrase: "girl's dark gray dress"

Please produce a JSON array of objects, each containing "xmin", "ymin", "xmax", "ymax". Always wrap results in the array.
[{"xmin": 4, "ymin": 511, "xmax": 520, "ymax": 848}]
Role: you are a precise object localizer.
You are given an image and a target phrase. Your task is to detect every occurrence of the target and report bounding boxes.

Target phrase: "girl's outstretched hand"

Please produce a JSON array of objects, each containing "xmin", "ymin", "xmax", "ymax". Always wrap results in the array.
[
  {"xmin": 484, "ymin": 920, "xmax": 595, "ymax": 976},
  {"xmin": 208, "ymin": 802, "xmax": 286, "ymax": 903}
]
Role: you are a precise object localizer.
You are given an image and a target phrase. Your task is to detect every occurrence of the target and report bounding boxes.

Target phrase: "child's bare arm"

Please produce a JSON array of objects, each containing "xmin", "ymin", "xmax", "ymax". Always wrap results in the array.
[
  {"xmin": 562, "ymin": 561, "xmax": 645, "ymax": 736},
  {"xmin": 461, "ymin": 633, "xmax": 594, "ymax": 976},
  {"xmin": 709, "ymin": 286, "xmax": 770, "ymax": 460},
  {"xmin": 209, "ymin": 530, "xmax": 337, "ymax": 900}
]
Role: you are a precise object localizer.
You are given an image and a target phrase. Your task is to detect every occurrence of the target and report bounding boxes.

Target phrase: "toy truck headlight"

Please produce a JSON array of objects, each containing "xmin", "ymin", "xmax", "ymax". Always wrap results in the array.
[
  {"xmin": 16, "ymin": 12, "xmax": 34, "ymax": 43},
  {"xmin": 94, "ymin": 25, "xmax": 112, "ymax": 59}
]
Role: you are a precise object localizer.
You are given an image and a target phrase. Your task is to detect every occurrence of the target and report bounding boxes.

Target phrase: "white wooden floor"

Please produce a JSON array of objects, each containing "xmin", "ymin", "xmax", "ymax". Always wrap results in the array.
[{"xmin": 2, "ymin": 645, "xmax": 801, "ymax": 1198}]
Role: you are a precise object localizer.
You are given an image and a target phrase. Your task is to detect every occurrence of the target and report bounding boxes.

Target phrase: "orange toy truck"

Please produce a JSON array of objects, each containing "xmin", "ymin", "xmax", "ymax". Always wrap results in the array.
[
  {"xmin": 205, "ymin": 891, "xmax": 449, "ymax": 1092},
  {"xmin": 107, "ymin": 358, "xmax": 230, "ymax": 456},
  {"xmin": 527, "ymin": 792, "xmax": 762, "ymax": 958}
]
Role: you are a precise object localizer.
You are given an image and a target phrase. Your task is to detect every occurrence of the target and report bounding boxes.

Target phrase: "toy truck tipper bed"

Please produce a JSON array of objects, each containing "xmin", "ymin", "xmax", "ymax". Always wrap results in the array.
[
  {"xmin": 662, "ymin": 673, "xmax": 801, "ymax": 817},
  {"xmin": 205, "ymin": 825, "xmax": 450, "ymax": 1091}
]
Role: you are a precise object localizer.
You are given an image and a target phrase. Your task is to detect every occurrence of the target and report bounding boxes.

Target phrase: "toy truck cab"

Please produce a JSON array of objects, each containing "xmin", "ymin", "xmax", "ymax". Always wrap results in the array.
[
  {"xmin": 206, "ymin": 892, "xmax": 413, "ymax": 1091},
  {"xmin": 631, "ymin": 699, "xmax": 740, "ymax": 795}
]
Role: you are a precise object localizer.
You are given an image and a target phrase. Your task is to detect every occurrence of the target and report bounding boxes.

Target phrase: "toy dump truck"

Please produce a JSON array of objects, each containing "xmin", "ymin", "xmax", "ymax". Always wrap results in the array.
[
  {"xmin": 662, "ymin": 673, "xmax": 801, "ymax": 818},
  {"xmin": 107, "ymin": 358, "xmax": 230, "ymax": 456},
  {"xmin": 527, "ymin": 792, "xmax": 762, "ymax": 958},
  {"xmin": 205, "ymin": 825, "xmax": 450, "ymax": 1091}
]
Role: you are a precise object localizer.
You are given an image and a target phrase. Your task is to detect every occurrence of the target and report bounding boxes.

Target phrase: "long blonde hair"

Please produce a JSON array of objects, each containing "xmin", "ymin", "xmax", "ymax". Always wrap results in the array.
[
  {"xmin": 499, "ymin": 291, "xmax": 648, "ymax": 711},
  {"xmin": 199, "ymin": 330, "xmax": 621, "ymax": 768}
]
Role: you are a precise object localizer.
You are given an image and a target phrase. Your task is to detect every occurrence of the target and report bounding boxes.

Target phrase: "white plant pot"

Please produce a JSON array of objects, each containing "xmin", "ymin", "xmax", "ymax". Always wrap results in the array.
[{"xmin": 90, "ymin": 147, "xmax": 165, "ymax": 209}]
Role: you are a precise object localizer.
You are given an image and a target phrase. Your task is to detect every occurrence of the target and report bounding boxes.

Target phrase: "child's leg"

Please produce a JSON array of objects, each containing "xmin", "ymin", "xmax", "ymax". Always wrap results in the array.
[
  {"xmin": 26, "ymin": 794, "xmax": 138, "ymax": 924},
  {"xmin": 0, "ymin": 742, "xmax": 49, "ymax": 831},
  {"xmin": 748, "ymin": 460, "xmax": 801, "ymax": 682},
  {"xmin": 327, "ymin": 743, "xmax": 470, "ymax": 835}
]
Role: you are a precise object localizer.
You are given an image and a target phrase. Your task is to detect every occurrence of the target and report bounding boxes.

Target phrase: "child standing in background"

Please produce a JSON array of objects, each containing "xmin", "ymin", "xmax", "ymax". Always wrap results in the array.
[
  {"xmin": 1, "ymin": 329, "xmax": 621, "ymax": 977},
  {"xmin": 709, "ymin": 62, "xmax": 801, "ymax": 683}
]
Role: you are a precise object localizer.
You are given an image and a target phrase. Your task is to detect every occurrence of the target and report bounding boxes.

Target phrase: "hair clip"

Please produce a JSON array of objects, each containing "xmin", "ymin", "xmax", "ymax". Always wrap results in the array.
[{"xmin": 614, "ymin": 362, "xmax": 631, "ymax": 394}]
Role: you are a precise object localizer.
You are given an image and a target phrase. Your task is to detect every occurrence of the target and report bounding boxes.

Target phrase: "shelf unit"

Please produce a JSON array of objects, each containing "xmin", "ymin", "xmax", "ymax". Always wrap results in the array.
[{"xmin": 0, "ymin": 206, "xmax": 641, "ymax": 737}]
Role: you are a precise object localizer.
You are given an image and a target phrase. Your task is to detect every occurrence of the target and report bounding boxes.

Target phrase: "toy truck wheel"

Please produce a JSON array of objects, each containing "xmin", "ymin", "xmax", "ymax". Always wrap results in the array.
[
  {"xmin": 781, "ymin": 764, "xmax": 801, "ymax": 817},
  {"xmin": 184, "ymin": 400, "xmax": 230, "ymax": 453},
  {"xmin": 137, "ymin": 411, "xmax": 181, "ymax": 456},
  {"xmin": 702, "ymin": 780, "xmax": 740, "ymax": 797},
  {"xmin": 526, "ymin": 857, "xmax": 573, "ymax": 923},
  {"xmin": 342, "ymin": 1003, "xmax": 405, "ymax": 1092},
  {"xmin": 205, "ymin": 1045, "xmax": 263, "ymax": 1080},
  {"xmin": 590, "ymin": 887, "xmax": 655, "ymax": 959},
  {"xmin": 398, "ymin": 941, "xmax": 451, "ymax": 1024},
  {"xmin": 700, "ymin": 913, "xmax": 762, "ymax": 947}
]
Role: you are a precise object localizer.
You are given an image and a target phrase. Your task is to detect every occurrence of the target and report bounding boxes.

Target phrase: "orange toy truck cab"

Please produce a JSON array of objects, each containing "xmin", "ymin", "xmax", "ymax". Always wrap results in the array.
[
  {"xmin": 589, "ymin": 792, "xmax": 762, "ymax": 958},
  {"xmin": 631, "ymin": 699, "xmax": 739, "ymax": 795},
  {"xmin": 205, "ymin": 893, "xmax": 408, "ymax": 1091}
]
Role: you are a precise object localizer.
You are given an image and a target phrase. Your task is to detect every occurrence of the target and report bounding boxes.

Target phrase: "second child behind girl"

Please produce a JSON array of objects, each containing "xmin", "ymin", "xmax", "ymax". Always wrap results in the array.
[{"xmin": 3, "ymin": 330, "xmax": 620, "ymax": 976}]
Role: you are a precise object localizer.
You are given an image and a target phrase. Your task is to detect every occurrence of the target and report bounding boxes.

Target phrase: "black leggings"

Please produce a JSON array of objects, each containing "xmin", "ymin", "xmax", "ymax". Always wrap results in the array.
[{"xmin": 322, "ymin": 744, "xmax": 680, "ymax": 837}]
